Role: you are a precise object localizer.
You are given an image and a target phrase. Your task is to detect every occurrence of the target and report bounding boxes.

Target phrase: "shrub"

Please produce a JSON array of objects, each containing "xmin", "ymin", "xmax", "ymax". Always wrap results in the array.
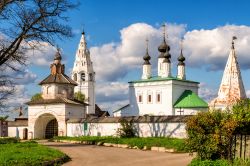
[
  {"xmin": 189, "ymin": 158, "xmax": 229, "ymax": 166},
  {"xmin": 186, "ymin": 110, "xmax": 237, "ymax": 160},
  {"xmin": 117, "ymin": 119, "xmax": 136, "ymax": 138},
  {"xmin": 0, "ymin": 137, "xmax": 20, "ymax": 144}
]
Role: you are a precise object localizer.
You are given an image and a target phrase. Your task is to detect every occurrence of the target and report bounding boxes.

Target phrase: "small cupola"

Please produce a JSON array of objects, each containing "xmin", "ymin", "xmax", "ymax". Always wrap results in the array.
[
  {"xmin": 50, "ymin": 48, "xmax": 65, "ymax": 75},
  {"xmin": 177, "ymin": 40, "xmax": 186, "ymax": 80},
  {"xmin": 142, "ymin": 39, "xmax": 152, "ymax": 79}
]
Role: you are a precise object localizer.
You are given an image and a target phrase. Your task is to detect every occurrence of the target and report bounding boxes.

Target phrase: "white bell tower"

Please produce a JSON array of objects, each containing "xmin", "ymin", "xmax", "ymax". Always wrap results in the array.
[{"xmin": 72, "ymin": 31, "xmax": 95, "ymax": 115}]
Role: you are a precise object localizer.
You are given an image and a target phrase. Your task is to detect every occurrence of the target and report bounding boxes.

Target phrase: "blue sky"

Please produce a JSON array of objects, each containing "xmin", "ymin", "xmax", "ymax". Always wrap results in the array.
[{"xmin": 7, "ymin": 0, "xmax": 250, "ymax": 112}]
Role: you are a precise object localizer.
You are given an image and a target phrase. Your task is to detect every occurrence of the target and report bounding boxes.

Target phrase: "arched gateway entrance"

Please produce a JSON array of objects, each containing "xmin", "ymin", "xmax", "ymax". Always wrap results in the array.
[
  {"xmin": 34, "ymin": 113, "xmax": 59, "ymax": 139},
  {"xmin": 45, "ymin": 119, "xmax": 58, "ymax": 139}
]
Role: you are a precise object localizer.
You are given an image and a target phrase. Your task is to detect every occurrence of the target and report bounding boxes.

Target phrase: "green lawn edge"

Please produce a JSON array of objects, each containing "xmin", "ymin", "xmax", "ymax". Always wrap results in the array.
[
  {"xmin": 52, "ymin": 136, "xmax": 187, "ymax": 152},
  {"xmin": 0, "ymin": 141, "xmax": 70, "ymax": 166}
]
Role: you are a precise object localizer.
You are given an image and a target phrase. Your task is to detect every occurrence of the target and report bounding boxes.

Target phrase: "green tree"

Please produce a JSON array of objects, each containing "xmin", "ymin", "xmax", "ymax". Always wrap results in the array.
[
  {"xmin": 74, "ymin": 92, "xmax": 85, "ymax": 102},
  {"xmin": 0, "ymin": 115, "xmax": 8, "ymax": 121},
  {"xmin": 31, "ymin": 93, "xmax": 42, "ymax": 101}
]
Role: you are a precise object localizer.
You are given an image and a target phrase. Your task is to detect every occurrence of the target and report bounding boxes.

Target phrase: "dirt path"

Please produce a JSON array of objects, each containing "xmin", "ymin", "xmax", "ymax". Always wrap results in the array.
[{"xmin": 40, "ymin": 141, "xmax": 193, "ymax": 166}]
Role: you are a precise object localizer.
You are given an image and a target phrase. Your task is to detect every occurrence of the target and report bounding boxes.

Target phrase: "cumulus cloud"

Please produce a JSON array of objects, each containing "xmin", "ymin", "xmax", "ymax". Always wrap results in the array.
[
  {"xmin": 26, "ymin": 42, "xmax": 57, "ymax": 66},
  {"xmin": 184, "ymin": 25, "xmax": 250, "ymax": 71},
  {"xmin": 199, "ymin": 82, "xmax": 217, "ymax": 102},
  {"xmin": 95, "ymin": 82, "xmax": 129, "ymax": 111},
  {"xmin": 96, "ymin": 82, "xmax": 128, "ymax": 102},
  {"xmin": 246, "ymin": 90, "xmax": 250, "ymax": 98}
]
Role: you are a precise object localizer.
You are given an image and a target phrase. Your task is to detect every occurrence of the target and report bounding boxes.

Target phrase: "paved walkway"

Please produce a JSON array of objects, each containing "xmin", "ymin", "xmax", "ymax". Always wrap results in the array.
[{"xmin": 40, "ymin": 141, "xmax": 193, "ymax": 166}]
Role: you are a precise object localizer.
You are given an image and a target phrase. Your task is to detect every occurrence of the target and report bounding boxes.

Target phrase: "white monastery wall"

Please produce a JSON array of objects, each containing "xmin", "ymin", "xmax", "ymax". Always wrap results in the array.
[{"xmin": 67, "ymin": 122, "xmax": 187, "ymax": 138}]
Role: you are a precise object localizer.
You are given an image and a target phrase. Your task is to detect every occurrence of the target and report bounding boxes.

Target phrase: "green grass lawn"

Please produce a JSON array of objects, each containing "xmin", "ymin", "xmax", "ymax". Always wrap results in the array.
[
  {"xmin": 0, "ymin": 141, "xmax": 69, "ymax": 166},
  {"xmin": 53, "ymin": 136, "xmax": 187, "ymax": 152}
]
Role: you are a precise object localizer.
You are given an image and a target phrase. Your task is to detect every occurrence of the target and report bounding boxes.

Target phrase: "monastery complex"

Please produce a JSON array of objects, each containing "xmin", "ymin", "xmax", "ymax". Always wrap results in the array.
[{"xmin": 0, "ymin": 25, "xmax": 247, "ymax": 139}]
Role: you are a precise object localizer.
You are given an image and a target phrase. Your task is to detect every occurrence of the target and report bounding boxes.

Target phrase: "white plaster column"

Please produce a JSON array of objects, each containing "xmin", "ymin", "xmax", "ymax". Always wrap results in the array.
[
  {"xmin": 177, "ymin": 65, "xmax": 185, "ymax": 80},
  {"xmin": 142, "ymin": 64, "xmax": 151, "ymax": 79}
]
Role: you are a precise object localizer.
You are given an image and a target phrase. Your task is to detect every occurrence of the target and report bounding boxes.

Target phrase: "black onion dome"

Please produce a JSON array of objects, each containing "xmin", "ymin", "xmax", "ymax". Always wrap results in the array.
[
  {"xmin": 178, "ymin": 50, "xmax": 185, "ymax": 65},
  {"xmin": 54, "ymin": 50, "xmax": 62, "ymax": 60},
  {"xmin": 143, "ymin": 50, "xmax": 151, "ymax": 65},
  {"xmin": 158, "ymin": 39, "xmax": 167, "ymax": 52},
  {"xmin": 158, "ymin": 38, "xmax": 170, "ymax": 58}
]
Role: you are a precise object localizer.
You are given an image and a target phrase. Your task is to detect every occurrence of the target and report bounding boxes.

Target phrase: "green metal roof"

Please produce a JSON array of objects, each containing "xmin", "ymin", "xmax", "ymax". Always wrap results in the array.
[
  {"xmin": 128, "ymin": 76, "xmax": 199, "ymax": 84},
  {"xmin": 174, "ymin": 90, "xmax": 208, "ymax": 108}
]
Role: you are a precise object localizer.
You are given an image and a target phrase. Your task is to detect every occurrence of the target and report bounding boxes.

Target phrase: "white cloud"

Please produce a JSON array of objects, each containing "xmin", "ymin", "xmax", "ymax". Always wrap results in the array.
[
  {"xmin": 184, "ymin": 25, "xmax": 250, "ymax": 71},
  {"xmin": 246, "ymin": 90, "xmax": 250, "ymax": 98},
  {"xmin": 95, "ymin": 82, "xmax": 129, "ymax": 111},
  {"xmin": 26, "ymin": 42, "xmax": 57, "ymax": 66},
  {"xmin": 199, "ymin": 82, "xmax": 217, "ymax": 102}
]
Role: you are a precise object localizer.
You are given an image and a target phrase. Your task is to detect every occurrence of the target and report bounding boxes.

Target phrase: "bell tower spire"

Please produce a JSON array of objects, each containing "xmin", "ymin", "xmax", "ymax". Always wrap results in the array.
[
  {"xmin": 72, "ymin": 31, "xmax": 95, "ymax": 115},
  {"xmin": 210, "ymin": 36, "xmax": 246, "ymax": 109}
]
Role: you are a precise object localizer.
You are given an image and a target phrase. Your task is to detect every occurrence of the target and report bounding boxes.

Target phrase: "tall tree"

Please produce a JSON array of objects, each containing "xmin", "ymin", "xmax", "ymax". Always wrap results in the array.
[
  {"xmin": 0, "ymin": 0, "xmax": 77, "ymax": 110},
  {"xmin": 0, "ymin": 0, "xmax": 77, "ymax": 69}
]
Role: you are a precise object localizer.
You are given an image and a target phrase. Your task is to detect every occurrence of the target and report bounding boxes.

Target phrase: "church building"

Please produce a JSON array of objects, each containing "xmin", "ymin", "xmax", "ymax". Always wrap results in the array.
[
  {"xmin": 114, "ymin": 25, "xmax": 208, "ymax": 117},
  {"xmin": 210, "ymin": 37, "xmax": 247, "ymax": 109}
]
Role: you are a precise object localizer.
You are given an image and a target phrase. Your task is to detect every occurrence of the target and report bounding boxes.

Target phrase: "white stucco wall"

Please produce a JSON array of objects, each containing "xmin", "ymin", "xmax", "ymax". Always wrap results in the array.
[
  {"xmin": 8, "ymin": 126, "xmax": 28, "ymax": 139},
  {"xmin": 67, "ymin": 122, "xmax": 187, "ymax": 138}
]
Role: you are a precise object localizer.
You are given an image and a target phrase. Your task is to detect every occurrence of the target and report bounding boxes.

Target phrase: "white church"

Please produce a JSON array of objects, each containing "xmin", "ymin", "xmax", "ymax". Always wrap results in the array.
[
  {"xmin": 4, "ymin": 26, "xmax": 247, "ymax": 139},
  {"xmin": 114, "ymin": 25, "xmax": 208, "ymax": 116}
]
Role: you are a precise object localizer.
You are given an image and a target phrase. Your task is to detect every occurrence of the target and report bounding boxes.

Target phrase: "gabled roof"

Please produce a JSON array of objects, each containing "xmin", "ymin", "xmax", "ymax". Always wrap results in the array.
[
  {"xmin": 129, "ymin": 76, "xmax": 199, "ymax": 84},
  {"xmin": 26, "ymin": 97, "xmax": 87, "ymax": 106},
  {"xmin": 113, "ymin": 104, "xmax": 130, "ymax": 113},
  {"xmin": 174, "ymin": 90, "xmax": 208, "ymax": 108},
  {"xmin": 39, "ymin": 73, "xmax": 77, "ymax": 86}
]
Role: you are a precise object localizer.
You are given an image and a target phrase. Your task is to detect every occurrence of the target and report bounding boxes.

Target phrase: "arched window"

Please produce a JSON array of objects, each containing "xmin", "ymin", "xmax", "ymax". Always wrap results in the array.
[
  {"xmin": 89, "ymin": 73, "xmax": 93, "ymax": 81},
  {"xmin": 81, "ymin": 73, "xmax": 85, "ymax": 81},
  {"xmin": 47, "ymin": 86, "xmax": 51, "ymax": 94},
  {"xmin": 74, "ymin": 73, "xmax": 77, "ymax": 81}
]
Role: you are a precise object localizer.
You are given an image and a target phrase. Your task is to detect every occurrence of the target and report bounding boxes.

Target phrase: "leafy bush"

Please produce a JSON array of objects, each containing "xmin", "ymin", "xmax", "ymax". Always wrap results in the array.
[
  {"xmin": 117, "ymin": 119, "xmax": 136, "ymax": 138},
  {"xmin": 0, "ymin": 137, "xmax": 20, "ymax": 144},
  {"xmin": 189, "ymin": 158, "xmax": 250, "ymax": 166},
  {"xmin": 231, "ymin": 99, "xmax": 250, "ymax": 134},
  {"xmin": 186, "ymin": 99, "xmax": 250, "ymax": 161},
  {"xmin": 189, "ymin": 158, "xmax": 229, "ymax": 166},
  {"xmin": 186, "ymin": 110, "xmax": 237, "ymax": 160}
]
